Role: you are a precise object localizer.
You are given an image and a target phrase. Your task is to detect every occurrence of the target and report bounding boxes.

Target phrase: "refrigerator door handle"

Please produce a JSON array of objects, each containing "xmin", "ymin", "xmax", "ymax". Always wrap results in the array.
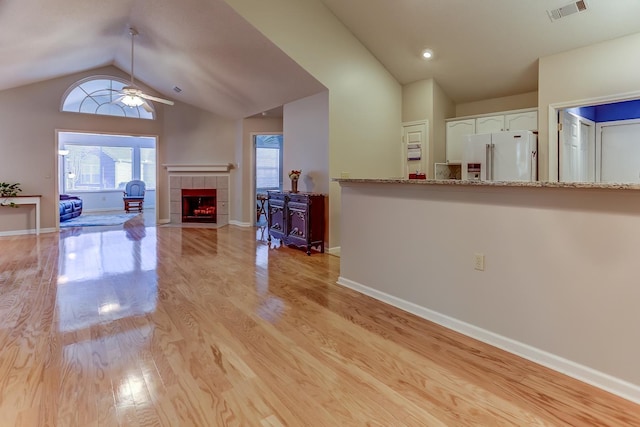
[
  {"xmin": 485, "ymin": 144, "xmax": 491, "ymax": 181},
  {"xmin": 491, "ymin": 144, "xmax": 495, "ymax": 181}
]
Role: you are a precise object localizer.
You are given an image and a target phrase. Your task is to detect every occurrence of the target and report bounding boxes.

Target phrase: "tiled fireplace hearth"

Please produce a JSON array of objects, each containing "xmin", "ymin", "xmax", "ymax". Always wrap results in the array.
[{"xmin": 168, "ymin": 169, "xmax": 229, "ymax": 226}]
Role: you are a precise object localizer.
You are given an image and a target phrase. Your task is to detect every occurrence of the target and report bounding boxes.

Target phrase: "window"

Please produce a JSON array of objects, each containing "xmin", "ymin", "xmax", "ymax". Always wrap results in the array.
[
  {"xmin": 255, "ymin": 134, "xmax": 284, "ymax": 192},
  {"xmin": 61, "ymin": 76, "xmax": 155, "ymax": 120},
  {"xmin": 64, "ymin": 146, "xmax": 134, "ymax": 191},
  {"xmin": 140, "ymin": 148, "xmax": 157, "ymax": 189},
  {"xmin": 59, "ymin": 132, "xmax": 156, "ymax": 194}
]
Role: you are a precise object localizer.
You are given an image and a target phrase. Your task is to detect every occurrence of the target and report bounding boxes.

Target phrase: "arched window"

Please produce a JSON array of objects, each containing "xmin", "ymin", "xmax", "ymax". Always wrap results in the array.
[{"xmin": 61, "ymin": 76, "xmax": 155, "ymax": 120}]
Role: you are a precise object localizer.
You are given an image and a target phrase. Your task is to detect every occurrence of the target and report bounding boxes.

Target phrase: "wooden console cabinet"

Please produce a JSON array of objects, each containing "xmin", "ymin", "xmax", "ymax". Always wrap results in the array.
[{"xmin": 267, "ymin": 191, "xmax": 325, "ymax": 255}]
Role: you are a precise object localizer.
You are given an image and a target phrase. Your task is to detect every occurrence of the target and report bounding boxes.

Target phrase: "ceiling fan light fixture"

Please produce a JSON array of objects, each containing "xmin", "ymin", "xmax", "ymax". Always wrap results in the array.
[
  {"xmin": 121, "ymin": 94, "xmax": 145, "ymax": 107},
  {"xmin": 113, "ymin": 27, "xmax": 174, "ymax": 109}
]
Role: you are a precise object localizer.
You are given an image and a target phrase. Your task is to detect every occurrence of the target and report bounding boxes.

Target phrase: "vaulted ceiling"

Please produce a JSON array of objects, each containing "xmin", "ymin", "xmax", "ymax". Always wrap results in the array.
[
  {"xmin": 1, "ymin": 0, "xmax": 640, "ymax": 119},
  {"xmin": 0, "ymin": 0, "xmax": 326, "ymax": 119}
]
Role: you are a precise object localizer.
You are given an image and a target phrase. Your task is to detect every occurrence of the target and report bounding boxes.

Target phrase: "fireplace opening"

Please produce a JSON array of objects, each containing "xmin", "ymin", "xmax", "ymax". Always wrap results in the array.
[{"xmin": 182, "ymin": 189, "xmax": 217, "ymax": 223}]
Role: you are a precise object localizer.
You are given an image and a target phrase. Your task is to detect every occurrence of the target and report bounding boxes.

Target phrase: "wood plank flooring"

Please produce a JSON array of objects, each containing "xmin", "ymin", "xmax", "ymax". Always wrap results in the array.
[{"xmin": 0, "ymin": 215, "xmax": 639, "ymax": 426}]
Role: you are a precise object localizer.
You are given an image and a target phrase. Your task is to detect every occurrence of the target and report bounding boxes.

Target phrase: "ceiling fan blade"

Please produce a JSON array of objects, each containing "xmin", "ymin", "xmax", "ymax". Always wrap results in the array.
[
  {"xmin": 141, "ymin": 100, "xmax": 154, "ymax": 113},
  {"xmin": 139, "ymin": 93, "xmax": 175, "ymax": 106},
  {"xmin": 112, "ymin": 94, "xmax": 126, "ymax": 104}
]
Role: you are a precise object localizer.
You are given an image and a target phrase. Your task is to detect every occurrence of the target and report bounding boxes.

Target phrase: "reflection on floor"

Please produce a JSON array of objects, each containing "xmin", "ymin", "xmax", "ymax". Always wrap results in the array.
[{"xmin": 57, "ymin": 214, "xmax": 156, "ymax": 332}]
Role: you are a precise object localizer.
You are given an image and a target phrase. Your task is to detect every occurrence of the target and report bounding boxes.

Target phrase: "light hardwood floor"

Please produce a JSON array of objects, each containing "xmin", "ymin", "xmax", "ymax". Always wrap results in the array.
[{"xmin": 0, "ymin": 215, "xmax": 639, "ymax": 426}]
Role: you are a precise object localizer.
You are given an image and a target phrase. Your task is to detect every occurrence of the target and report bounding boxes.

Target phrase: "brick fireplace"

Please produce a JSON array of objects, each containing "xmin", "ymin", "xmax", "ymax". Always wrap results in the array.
[{"xmin": 166, "ymin": 165, "xmax": 230, "ymax": 226}]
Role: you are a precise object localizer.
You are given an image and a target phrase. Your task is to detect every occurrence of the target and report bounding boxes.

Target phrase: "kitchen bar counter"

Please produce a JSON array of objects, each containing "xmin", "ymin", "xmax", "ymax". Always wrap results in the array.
[
  {"xmin": 336, "ymin": 177, "xmax": 640, "ymax": 403},
  {"xmin": 334, "ymin": 177, "xmax": 640, "ymax": 190}
]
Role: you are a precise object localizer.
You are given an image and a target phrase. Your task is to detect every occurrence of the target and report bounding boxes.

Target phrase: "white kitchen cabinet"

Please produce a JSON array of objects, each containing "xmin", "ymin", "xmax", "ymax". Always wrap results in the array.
[
  {"xmin": 446, "ymin": 108, "xmax": 537, "ymax": 168},
  {"xmin": 476, "ymin": 115, "xmax": 505, "ymax": 133},
  {"xmin": 446, "ymin": 119, "xmax": 475, "ymax": 164},
  {"xmin": 504, "ymin": 110, "xmax": 537, "ymax": 131}
]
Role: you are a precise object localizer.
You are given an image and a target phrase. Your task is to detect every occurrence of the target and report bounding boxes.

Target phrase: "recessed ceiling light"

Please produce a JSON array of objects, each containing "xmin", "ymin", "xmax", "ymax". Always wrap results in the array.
[{"xmin": 421, "ymin": 49, "xmax": 433, "ymax": 60}]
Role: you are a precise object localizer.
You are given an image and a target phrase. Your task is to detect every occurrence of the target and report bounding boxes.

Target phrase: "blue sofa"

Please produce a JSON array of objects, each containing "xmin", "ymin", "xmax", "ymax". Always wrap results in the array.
[{"xmin": 59, "ymin": 195, "xmax": 83, "ymax": 222}]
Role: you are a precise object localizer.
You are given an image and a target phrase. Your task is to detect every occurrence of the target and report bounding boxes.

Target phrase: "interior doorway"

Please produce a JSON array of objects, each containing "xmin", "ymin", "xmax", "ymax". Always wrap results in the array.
[
  {"xmin": 558, "ymin": 110, "xmax": 595, "ymax": 182},
  {"xmin": 401, "ymin": 120, "xmax": 428, "ymax": 178},
  {"xmin": 56, "ymin": 131, "xmax": 158, "ymax": 226},
  {"xmin": 551, "ymin": 93, "xmax": 640, "ymax": 182},
  {"xmin": 253, "ymin": 133, "xmax": 283, "ymax": 225}
]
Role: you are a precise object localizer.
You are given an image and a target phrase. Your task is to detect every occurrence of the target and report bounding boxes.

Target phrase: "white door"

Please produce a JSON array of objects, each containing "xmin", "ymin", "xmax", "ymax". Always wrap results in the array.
[
  {"xmin": 559, "ymin": 110, "xmax": 594, "ymax": 182},
  {"xmin": 600, "ymin": 120, "xmax": 640, "ymax": 183},
  {"xmin": 402, "ymin": 121, "xmax": 428, "ymax": 177}
]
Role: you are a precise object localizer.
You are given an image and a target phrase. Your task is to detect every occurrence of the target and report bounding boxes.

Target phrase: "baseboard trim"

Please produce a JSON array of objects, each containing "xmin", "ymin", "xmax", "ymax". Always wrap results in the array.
[
  {"xmin": 229, "ymin": 220, "xmax": 252, "ymax": 227},
  {"xmin": 336, "ymin": 276, "xmax": 640, "ymax": 405},
  {"xmin": 0, "ymin": 227, "xmax": 56, "ymax": 237},
  {"xmin": 158, "ymin": 218, "xmax": 170, "ymax": 225},
  {"xmin": 83, "ymin": 208, "xmax": 125, "ymax": 213},
  {"xmin": 327, "ymin": 246, "xmax": 341, "ymax": 257}
]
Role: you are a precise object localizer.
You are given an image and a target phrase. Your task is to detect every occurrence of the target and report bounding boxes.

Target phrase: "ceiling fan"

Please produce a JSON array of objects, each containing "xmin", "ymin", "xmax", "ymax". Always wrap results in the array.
[{"xmin": 114, "ymin": 28, "xmax": 174, "ymax": 111}]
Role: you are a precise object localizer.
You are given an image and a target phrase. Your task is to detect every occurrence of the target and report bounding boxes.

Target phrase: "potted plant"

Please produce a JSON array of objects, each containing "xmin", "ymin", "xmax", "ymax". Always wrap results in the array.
[{"xmin": 0, "ymin": 182, "xmax": 22, "ymax": 207}]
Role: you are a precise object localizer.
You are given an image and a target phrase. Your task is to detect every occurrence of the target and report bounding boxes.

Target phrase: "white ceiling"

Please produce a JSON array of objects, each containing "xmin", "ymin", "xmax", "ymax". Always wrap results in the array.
[
  {"xmin": 320, "ymin": 0, "xmax": 640, "ymax": 103},
  {"xmin": 1, "ymin": 0, "xmax": 640, "ymax": 118}
]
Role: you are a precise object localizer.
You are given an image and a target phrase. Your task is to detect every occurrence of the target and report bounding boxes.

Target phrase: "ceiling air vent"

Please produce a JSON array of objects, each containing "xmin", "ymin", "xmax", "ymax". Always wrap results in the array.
[{"xmin": 547, "ymin": 0, "xmax": 588, "ymax": 22}]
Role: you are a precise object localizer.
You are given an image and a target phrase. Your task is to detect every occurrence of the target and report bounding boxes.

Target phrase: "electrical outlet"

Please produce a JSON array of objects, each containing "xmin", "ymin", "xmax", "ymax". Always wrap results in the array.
[{"xmin": 474, "ymin": 253, "xmax": 485, "ymax": 271}]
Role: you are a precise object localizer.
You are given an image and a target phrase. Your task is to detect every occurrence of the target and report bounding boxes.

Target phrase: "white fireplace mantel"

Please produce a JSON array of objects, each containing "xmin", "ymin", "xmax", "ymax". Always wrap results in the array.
[{"xmin": 163, "ymin": 164, "xmax": 234, "ymax": 173}]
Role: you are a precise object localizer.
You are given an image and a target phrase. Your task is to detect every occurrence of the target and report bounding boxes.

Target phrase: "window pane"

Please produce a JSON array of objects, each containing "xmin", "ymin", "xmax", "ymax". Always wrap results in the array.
[
  {"xmin": 140, "ymin": 148, "xmax": 156, "ymax": 189},
  {"xmin": 62, "ymin": 87, "xmax": 87, "ymax": 111},
  {"xmin": 64, "ymin": 145, "xmax": 133, "ymax": 191},
  {"xmin": 61, "ymin": 135, "xmax": 155, "ymax": 194},
  {"xmin": 255, "ymin": 134, "xmax": 283, "ymax": 192},
  {"xmin": 80, "ymin": 79, "xmax": 110, "ymax": 95},
  {"xmin": 61, "ymin": 77, "xmax": 155, "ymax": 120},
  {"xmin": 102, "ymin": 147, "xmax": 133, "ymax": 189},
  {"xmin": 79, "ymin": 97, "xmax": 99, "ymax": 114},
  {"xmin": 96, "ymin": 103, "xmax": 126, "ymax": 117},
  {"xmin": 256, "ymin": 148, "xmax": 281, "ymax": 189}
]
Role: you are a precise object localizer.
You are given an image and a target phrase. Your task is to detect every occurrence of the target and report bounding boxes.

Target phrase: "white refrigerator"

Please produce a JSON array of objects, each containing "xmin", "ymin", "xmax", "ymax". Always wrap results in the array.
[{"xmin": 462, "ymin": 130, "xmax": 537, "ymax": 181}]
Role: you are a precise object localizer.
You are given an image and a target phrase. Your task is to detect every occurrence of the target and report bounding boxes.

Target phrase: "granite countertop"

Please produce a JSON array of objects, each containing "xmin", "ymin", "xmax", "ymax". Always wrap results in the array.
[{"xmin": 332, "ymin": 178, "xmax": 640, "ymax": 190}]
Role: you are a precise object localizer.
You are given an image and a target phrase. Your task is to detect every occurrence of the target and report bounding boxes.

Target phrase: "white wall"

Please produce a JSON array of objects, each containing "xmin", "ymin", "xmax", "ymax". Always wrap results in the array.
[
  {"xmin": 432, "ymin": 81, "xmax": 455, "ymax": 167},
  {"xmin": 402, "ymin": 78, "xmax": 455, "ymax": 178},
  {"xmin": 339, "ymin": 182, "xmax": 640, "ymax": 402},
  {"xmin": 160, "ymin": 100, "xmax": 237, "ymax": 222},
  {"xmin": 224, "ymin": 0, "xmax": 402, "ymax": 249},
  {"xmin": 539, "ymin": 32, "xmax": 640, "ymax": 181},
  {"xmin": 456, "ymin": 91, "xmax": 538, "ymax": 118},
  {"xmin": 283, "ymin": 92, "xmax": 329, "ymax": 195}
]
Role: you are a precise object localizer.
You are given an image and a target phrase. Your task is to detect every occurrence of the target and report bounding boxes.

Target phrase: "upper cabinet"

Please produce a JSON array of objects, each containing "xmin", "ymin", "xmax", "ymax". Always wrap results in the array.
[
  {"xmin": 476, "ymin": 115, "xmax": 505, "ymax": 134},
  {"xmin": 445, "ymin": 119, "xmax": 475, "ymax": 164},
  {"xmin": 504, "ymin": 110, "xmax": 538, "ymax": 131},
  {"xmin": 446, "ymin": 108, "xmax": 538, "ymax": 164}
]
